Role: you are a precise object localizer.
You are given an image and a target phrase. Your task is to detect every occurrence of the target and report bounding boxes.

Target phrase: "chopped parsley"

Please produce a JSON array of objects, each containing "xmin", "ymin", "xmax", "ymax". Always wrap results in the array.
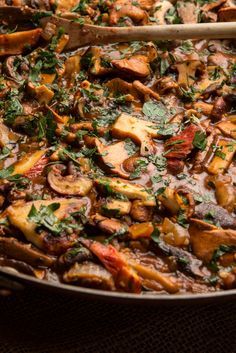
[
  {"xmin": 142, "ymin": 101, "xmax": 167, "ymax": 121},
  {"xmin": 193, "ymin": 131, "xmax": 207, "ymax": 151}
]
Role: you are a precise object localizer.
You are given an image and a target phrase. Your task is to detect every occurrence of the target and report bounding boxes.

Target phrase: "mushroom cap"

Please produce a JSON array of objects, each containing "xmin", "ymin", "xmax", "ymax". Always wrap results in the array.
[{"xmin": 48, "ymin": 164, "xmax": 93, "ymax": 196}]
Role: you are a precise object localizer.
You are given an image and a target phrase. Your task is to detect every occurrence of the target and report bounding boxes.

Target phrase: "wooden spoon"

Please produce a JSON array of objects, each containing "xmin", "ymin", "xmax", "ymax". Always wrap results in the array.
[{"xmin": 0, "ymin": 6, "xmax": 236, "ymax": 51}]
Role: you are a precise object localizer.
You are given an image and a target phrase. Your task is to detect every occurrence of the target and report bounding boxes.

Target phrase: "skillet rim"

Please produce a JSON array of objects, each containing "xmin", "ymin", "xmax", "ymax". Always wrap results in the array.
[{"xmin": 1, "ymin": 266, "xmax": 236, "ymax": 305}]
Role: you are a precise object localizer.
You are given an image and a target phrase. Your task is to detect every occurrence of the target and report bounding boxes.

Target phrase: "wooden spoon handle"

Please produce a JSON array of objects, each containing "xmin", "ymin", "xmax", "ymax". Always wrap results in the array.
[
  {"xmin": 86, "ymin": 22, "xmax": 236, "ymax": 43},
  {"xmin": 65, "ymin": 21, "xmax": 236, "ymax": 49}
]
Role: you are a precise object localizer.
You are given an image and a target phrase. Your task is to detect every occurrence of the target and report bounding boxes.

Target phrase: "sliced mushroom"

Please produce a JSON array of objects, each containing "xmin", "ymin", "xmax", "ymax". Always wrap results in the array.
[
  {"xmin": 6, "ymin": 198, "xmax": 89, "ymax": 253},
  {"xmin": 54, "ymin": 34, "xmax": 69, "ymax": 54},
  {"xmin": 111, "ymin": 55, "xmax": 151, "ymax": 78},
  {"xmin": 130, "ymin": 200, "xmax": 153, "ymax": 222},
  {"xmin": 189, "ymin": 218, "xmax": 236, "ymax": 263},
  {"xmin": 0, "ymin": 237, "xmax": 55, "ymax": 267},
  {"xmin": 81, "ymin": 239, "xmax": 142, "ymax": 293},
  {"xmin": 157, "ymin": 187, "xmax": 180, "ymax": 215},
  {"xmin": 106, "ymin": 78, "xmax": 142, "ymax": 108},
  {"xmin": 95, "ymin": 138, "xmax": 131, "ymax": 178},
  {"xmin": 126, "ymin": 258, "xmax": 179, "ymax": 293},
  {"xmin": 202, "ymin": 0, "xmax": 226, "ymax": 12},
  {"xmin": 112, "ymin": 113, "xmax": 159, "ymax": 155},
  {"xmin": 177, "ymin": 1, "xmax": 199, "ymax": 24},
  {"xmin": 12, "ymin": 150, "xmax": 47, "ymax": 176},
  {"xmin": 174, "ymin": 60, "xmax": 204, "ymax": 88},
  {"xmin": 201, "ymin": 0, "xmax": 226, "ymax": 21},
  {"xmin": 3, "ymin": 55, "xmax": 28, "ymax": 81},
  {"xmin": 154, "ymin": 76, "xmax": 179, "ymax": 94},
  {"xmin": 162, "ymin": 217, "xmax": 190, "ymax": 247},
  {"xmin": 89, "ymin": 47, "xmax": 113, "ymax": 76},
  {"xmin": 58, "ymin": 245, "xmax": 94, "ymax": 269},
  {"xmin": 47, "ymin": 164, "xmax": 93, "ymax": 196},
  {"xmin": 0, "ymin": 29, "xmax": 42, "ymax": 56},
  {"xmin": 208, "ymin": 52, "xmax": 232, "ymax": 69},
  {"xmin": 54, "ymin": 0, "xmax": 80, "ymax": 13},
  {"xmin": 63, "ymin": 262, "xmax": 115, "ymax": 290},
  {"xmin": 95, "ymin": 177, "xmax": 156, "ymax": 206},
  {"xmin": 27, "ymin": 83, "xmax": 54, "ymax": 104},
  {"xmin": 138, "ymin": 0, "xmax": 155, "ymax": 10},
  {"xmin": 0, "ymin": 256, "xmax": 46, "ymax": 278},
  {"xmin": 64, "ymin": 53, "xmax": 82, "ymax": 80},
  {"xmin": 218, "ymin": 6, "xmax": 236, "ymax": 21},
  {"xmin": 0, "ymin": 122, "xmax": 18, "ymax": 148},
  {"xmin": 132, "ymin": 80, "xmax": 160, "ymax": 100},
  {"xmin": 107, "ymin": 78, "xmax": 140, "ymax": 98},
  {"xmin": 194, "ymin": 202, "xmax": 236, "ymax": 229},
  {"xmin": 216, "ymin": 116, "xmax": 236, "ymax": 139},
  {"xmin": 41, "ymin": 21, "xmax": 57, "ymax": 41},
  {"xmin": 204, "ymin": 135, "xmax": 236, "ymax": 175},
  {"xmin": 191, "ymin": 131, "xmax": 216, "ymax": 174},
  {"xmin": 153, "ymin": 0, "xmax": 174, "ymax": 25},
  {"xmin": 102, "ymin": 198, "xmax": 132, "ymax": 217},
  {"xmin": 205, "ymin": 175, "xmax": 236, "ymax": 212},
  {"xmin": 109, "ymin": 0, "xmax": 148, "ymax": 25},
  {"xmin": 196, "ymin": 65, "xmax": 226, "ymax": 94},
  {"xmin": 90, "ymin": 213, "xmax": 129, "ymax": 235},
  {"xmin": 193, "ymin": 101, "xmax": 213, "ymax": 117}
]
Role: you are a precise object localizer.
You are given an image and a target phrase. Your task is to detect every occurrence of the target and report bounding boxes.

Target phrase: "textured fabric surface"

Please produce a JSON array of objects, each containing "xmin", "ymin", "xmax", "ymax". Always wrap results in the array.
[{"xmin": 0, "ymin": 285, "xmax": 235, "ymax": 353}]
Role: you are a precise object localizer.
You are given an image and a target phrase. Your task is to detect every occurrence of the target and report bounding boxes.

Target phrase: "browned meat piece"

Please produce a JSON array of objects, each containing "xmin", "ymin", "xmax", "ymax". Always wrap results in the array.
[
  {"xmin": 164, "ymin": 125, "xmax": 199, "ymax": 174},
  {"xmin": 167, "ymin": 158, "xmax": 185, "ymax": 175}
]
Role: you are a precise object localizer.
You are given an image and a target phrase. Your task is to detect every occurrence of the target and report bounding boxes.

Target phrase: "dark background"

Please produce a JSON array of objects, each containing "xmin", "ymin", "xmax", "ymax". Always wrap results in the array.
[{"xmin": 0, "ymin": 286, "xmax": 235, "ymax": 353}]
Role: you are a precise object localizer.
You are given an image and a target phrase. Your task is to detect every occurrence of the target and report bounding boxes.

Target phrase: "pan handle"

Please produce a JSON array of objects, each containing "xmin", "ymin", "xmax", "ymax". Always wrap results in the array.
[{"xmin": 0, "ymin": 273, "xmax": 24, "ymax": 295}]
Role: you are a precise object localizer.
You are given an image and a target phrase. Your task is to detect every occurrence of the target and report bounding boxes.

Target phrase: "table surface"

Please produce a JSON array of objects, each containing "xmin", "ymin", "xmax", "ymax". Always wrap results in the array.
[{"xmin": 0, "ymin": 285, "xmax": 235, "ymax": 353}]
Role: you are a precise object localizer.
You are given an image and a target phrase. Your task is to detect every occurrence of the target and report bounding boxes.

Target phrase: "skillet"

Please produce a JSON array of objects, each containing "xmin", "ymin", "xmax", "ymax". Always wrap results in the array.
[{"xmin": 0, "ymin": 4, "xmax": 235, "ymax": 303}]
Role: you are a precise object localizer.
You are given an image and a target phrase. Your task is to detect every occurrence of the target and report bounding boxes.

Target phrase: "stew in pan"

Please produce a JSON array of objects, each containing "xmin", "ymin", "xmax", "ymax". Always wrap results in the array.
[{"xmin": 0, "ymin": 0, "xmax": 235, "ymax": 295}]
